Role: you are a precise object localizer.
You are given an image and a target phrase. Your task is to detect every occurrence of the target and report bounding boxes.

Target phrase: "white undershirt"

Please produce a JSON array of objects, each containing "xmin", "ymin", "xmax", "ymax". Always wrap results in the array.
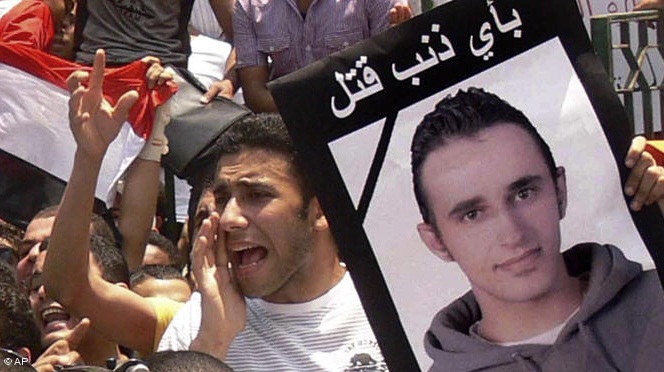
[{"xmin": 470, "ymin": 307, "xmax": 580, "ymax": 346}]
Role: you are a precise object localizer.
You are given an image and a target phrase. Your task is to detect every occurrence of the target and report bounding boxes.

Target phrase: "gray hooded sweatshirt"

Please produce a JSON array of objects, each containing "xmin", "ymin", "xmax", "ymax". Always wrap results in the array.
[{"xmin": 425, "ymin": 243, "xmax": 664, "ymax": 372}]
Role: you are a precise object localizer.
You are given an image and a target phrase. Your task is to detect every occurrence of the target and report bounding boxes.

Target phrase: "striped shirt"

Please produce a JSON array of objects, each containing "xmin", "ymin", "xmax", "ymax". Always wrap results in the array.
[
  {"xmin": 233, "ymin": 0, "xmax": 403, "ymax": 79},
  {"xmin": 158, "ymin": 272, "xmax": 387, "ymax": 371}
]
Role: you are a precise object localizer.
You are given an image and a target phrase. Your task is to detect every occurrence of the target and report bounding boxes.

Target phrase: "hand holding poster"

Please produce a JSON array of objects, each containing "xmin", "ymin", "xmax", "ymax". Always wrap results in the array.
[{"xmin": 270, "ymin": 0, "xmax": 664, "ymax": 370}]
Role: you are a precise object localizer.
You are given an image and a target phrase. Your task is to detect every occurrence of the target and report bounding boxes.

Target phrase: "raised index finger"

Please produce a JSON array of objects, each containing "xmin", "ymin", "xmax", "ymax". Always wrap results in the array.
[
  {"xmin": 88, "ymin": 49, "xmax": 107, "ymax": 94},
  {"xmin": 65, "ymin": 317, "xmax": 91, "ymax": 349}
]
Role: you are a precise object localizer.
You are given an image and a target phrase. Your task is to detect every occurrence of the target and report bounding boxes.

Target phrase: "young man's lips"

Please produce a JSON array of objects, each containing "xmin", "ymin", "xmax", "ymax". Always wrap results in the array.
[
  {"xmin": 40, "ymin": 306, "xmax": 73, "ymax": 333},
  {"xmin": 496, "ymin": 248, "xmax": 541, "ymax": 271},
  {"xmin": 228, "ymin": 243, "xmax": 268, "ymax": 275}
]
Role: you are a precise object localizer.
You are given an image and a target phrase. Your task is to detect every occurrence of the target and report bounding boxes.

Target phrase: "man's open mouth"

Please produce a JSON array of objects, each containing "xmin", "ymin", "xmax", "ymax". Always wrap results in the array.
[
  {"xmin": 41, "ymin": 306, "xmax": 70, "ymax": 327},
  {"xmin": 232, "ymin": 245, "xmax": 268, "ymax": 270}
]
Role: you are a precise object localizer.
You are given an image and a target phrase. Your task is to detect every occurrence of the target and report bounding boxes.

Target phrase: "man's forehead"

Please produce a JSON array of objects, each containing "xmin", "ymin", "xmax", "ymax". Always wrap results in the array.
[
  {"xmin": 24, "ymin": 216, "xmax": 55, "ymax": 238},
  {"xmin": 216, "ymin": 148, "xmax": 296, "ymax": 185},
  {"xmin": 421, "ymin": 124, "xmax": 551, "ymax": 204}
]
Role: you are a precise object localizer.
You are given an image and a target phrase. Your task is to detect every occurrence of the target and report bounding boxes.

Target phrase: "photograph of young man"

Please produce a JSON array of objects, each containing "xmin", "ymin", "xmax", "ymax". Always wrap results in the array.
[{"xmin": 411, "ymin": 87, "xmax": 664, "ymax": 371}]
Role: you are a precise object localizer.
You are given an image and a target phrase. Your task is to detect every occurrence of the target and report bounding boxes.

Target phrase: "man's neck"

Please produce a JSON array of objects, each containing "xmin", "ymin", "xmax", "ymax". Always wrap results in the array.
[
  {"xmin": 262, "ymin": 257, "xmax": 347, "ymax": 304},
  {"xmin": 296, "ymin": 0, "xmax": 314, "ymax": 13},
  {"xmin": 78, "ymin": 334, "xmax": 126, "ymax": 367},
  {"xmin": 475, "ymin": 274, "xmax": 586, "ymax": 344}
]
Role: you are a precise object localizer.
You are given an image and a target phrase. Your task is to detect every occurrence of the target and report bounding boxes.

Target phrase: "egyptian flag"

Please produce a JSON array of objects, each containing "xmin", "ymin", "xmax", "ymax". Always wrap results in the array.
[{"xmin": 0, "ymin": 43, "xmax": 176, "ymax": 228}]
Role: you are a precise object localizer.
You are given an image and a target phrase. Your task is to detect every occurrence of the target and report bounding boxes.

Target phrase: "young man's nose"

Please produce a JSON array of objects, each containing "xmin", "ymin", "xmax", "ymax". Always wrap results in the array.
[
  {"xmin": 496, "ymin": 210, "xmax": 528, "ymax": 248},
  {"xmin": 219, "ymin": 197, "xmax": 249, "ymax": 231}
]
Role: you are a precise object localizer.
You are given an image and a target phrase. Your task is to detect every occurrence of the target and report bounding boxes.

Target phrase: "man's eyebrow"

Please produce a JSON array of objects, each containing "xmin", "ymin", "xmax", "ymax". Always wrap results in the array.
[
  {"xmin": 448, "ymin": 196, "xmax": 484, "ymax": 218},
  {"xmin": 508, "ymin": 175, "xmax": 543, "ymax": 192},
  {"xmin": 212, "ymin": 179, "xmax": 230, "ymax": 193},
  {"xmin": 18, "ymin": 239, "xmax": 37, "ymax": 256},
  {"xmin": 234, "ymin": 177, "xmax": 273, "ymax": 187}
]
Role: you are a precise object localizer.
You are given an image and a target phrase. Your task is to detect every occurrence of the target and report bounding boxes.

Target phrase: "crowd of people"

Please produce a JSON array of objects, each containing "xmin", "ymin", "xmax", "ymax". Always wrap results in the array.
[{"xmin": 1, "ymin": 0, "xmax": 664, "ymax": 371}]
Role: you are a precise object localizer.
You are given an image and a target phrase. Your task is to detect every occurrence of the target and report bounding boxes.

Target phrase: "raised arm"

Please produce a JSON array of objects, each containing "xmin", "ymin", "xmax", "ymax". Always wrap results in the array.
[
  {"xmin": 119, "ymin": 60, "xmax": 172, "ymax": 271},
  {"xmin": 43, "ymin": 50, "xmax": 159, "ymax": 356}
]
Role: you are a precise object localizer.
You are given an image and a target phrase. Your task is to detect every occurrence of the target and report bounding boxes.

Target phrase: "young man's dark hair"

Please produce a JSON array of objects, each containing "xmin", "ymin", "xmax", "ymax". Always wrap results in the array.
[
  {"xmin": 129, "ymin": 264, "xmax": 189, "ymax": 288},
  {"xmin": 0, "ymin": 260, "xmax": 18, "ymax": 286},
  {"xmin": 410, "ymin": 87, "xmax": 557, "ymax": 224},
  {"xmin": 186, "ymin": 113, "xmax": 314, "ymax": 242},
  {"xmin": 0, "ymin": 283, "xmax": 41, "ymax": 360},
  {"xmin": 0, "ymin": 219, "xmax": 23, "ymax": 266},
  {"xmin": 147, "ymin": 231, "xmax": 184, "ymax": 269},
  {"xmin": 31, "ymin": 206, "xmax": 117, "ymax": 247},
  {"xmin": 144, "ymin": 350, "xmax": 234, "ymax": 372},
  {"xmin": 216, "ymin": 113, "xmax": 313, "ymax": 202},
  {"xmin": 89, "ymin": 235, "xmax": 129, "ymax": 286}
]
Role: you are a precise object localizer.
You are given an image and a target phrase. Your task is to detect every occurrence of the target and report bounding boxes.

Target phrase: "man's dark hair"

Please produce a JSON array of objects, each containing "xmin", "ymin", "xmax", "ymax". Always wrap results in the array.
[
  {"xmin": 31, "ymin": 205, "xmax": 58, "ymax": 221},
  {"xmin": 411, "ymin": 87, "xmax": 557, "ymax": 224},
  {"xmin": 186, "ymin": 113, "xmax": 314, "ymax": 242},
  {"xmin": 0, "ymin": 260, "xmax": 18, "ymax": 286},
  {"xmin": 147, "ymin": 231, "xmax": 184, "ymax": 269},
  {"xmin": 30, "ymin": 205, "xmax": 118, "ymax": 248},
  {"xmin": 129, "ymin": 264, "xmax": 189, "ymax": 288},
  {"xmin": 0, "ymin": 283, "xmax": 41, "ymax": 360},
  {"xmin": 215, "ymin": 113, "xmax": 313, "ymax": 201},
  {"xmin": 0, "ymin": 219, "xmax": 23, "ymax": 264},
  {"xmin": 89, "ymin": 235, "xmax": 130, "ymax": 286},
  {"xmin": 144, "ymin": 350, "xmax": 235, "ymax": 372}
]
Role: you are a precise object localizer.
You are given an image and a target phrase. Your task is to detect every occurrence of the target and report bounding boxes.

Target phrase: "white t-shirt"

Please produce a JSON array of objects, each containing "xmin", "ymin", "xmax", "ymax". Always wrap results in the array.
[{"xmin": 158, "ymin": 272, "xmax": 387, "ymax": 371}]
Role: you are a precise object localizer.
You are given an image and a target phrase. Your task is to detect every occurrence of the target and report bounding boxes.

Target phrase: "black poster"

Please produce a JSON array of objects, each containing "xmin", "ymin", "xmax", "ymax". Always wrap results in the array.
[{"xmin": 270, "ymin": 0, "xmax": 664, "ymax": 370}]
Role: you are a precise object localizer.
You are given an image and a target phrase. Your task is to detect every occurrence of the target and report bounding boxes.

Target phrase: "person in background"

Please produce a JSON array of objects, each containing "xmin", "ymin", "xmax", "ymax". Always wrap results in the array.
[
  {"xmin": 233, "ymin": 0, "xmax": 412, "ymax": 112},
  {"xmin": 130, "ymin": 265, "xmax": 192, "ymax": 303},
  {"xmin": 43, "ymin": 50, "xmax": 182, "ymax": 358},
  {"xmin": 0, "ymin": 0, "xmax": 76, "ymax": 58}
]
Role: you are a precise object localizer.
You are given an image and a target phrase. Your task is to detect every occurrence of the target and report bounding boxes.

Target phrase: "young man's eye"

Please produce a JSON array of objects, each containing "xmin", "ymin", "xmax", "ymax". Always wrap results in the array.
[
  {"xmin": 461, "ymin": 209, "xmax": 481, "ymax": 222},
  {"xmin": 247, "ymin": 190, "xmax": 272, "ymax": 200},
  {"xmin": 516, "ymin": 188, "xmax": 535, "ymax": 201},
  {"xmin": 214, "ymin": 193, "xmax": 230, "ymax": 206}
]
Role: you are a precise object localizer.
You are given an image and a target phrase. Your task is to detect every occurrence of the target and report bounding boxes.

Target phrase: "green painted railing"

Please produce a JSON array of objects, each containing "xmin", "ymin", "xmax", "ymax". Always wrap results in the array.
[{"xmin": 591, "ymin": 10, "xmax": 664, "ymax": 138}]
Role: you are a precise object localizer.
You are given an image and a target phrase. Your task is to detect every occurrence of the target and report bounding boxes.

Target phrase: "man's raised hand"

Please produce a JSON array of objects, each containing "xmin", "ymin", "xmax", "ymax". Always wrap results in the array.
[
  {"xmin": 190, "ymin": 212, "xmax": 246, "ymax": 360},
  {"xmin": 67, "ymin": 49, "xmax": 138, "ymax": 161}
]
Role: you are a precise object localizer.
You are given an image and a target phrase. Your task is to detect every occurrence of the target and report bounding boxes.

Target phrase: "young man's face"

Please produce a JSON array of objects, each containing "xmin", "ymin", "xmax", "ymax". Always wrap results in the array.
[
  {"xmin": 17, "ymin": 216, "xmax": 55, "ymax": 289},
  {"xmin": 417, "ymin": 123, "xmax": 569, "ymax": 305},
  {"xmin": 213, "ymin": 147, "xmax": 318, "ymax": 302},
  {"xmin": 30, "ymin": 251, "xmax": 80, "ymax": 348}
]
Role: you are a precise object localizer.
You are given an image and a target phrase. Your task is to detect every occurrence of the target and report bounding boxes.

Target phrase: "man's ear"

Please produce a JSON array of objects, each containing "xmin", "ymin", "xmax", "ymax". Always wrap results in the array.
[
  {"xmin": 115, "ymin": 282, "xmax": 129, "ymax": 290},
  {"xmin": 309, "ymin": 198, "xmax": 329, "ymax": 231},
  {"xmin": 555, "ymin": 166, "xmax": 568, "ymax": 219},
  {"xmin": 16, "ymin": 347, "xmax": 31, "ymax": 361},
  {"xmin": 417, "ymin": 223, "xmax": 454, "ymax": 262}
]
